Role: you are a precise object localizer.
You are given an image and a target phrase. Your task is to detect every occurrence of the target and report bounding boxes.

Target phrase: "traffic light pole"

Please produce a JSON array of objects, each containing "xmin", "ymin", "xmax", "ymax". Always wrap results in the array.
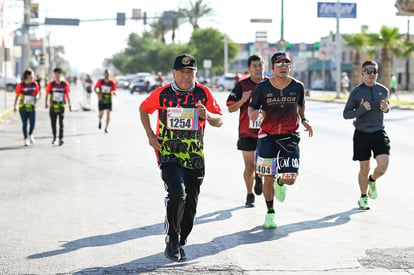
[{"xmin": 21, "ymin": 0, "xmax": 31, "ymax": 73}]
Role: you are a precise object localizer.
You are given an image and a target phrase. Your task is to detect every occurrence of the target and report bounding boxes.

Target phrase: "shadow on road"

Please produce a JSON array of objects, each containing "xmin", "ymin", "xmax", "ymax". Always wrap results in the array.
[
  {"xmin": 67, "ymin": 208, "xmax": 364, "ymax": 274},
  {"xmin": 27, "ymin": 206, "xmax": 244, "ymax": 260}
]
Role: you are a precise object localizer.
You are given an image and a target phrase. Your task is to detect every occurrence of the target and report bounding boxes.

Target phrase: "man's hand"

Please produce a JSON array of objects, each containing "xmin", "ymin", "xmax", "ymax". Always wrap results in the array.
[
  {"xmin": 241, "ymin": 90, "xmax": 252, "ymax": 103},
  {"xmin": 361, "ymin": 98, "xmax": 371, "ymax": 111},
  {"xmin": 302, "ymin": 120, "xmax": 313, "ymax": 137},
  {"xmin": 148, "ymin": 131, "xmax": 162, "ymax": 151},
  {"xmin": 380, "ymin": 99, "xmax": 389, "ymax": 113},
  {"xmin": 196, "ymin": 100, "xmax": 208, "ymax": 120}
]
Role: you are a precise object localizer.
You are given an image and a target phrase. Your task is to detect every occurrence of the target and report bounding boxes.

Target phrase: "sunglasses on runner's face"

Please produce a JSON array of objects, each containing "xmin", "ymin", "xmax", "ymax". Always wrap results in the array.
[
  {"xmin": 274, "ymin": 62, "xmax": 291, "ymax": 67},
  {"xmin": 363, "ymin": 68, "xmax": 378, "ymax": 74}
]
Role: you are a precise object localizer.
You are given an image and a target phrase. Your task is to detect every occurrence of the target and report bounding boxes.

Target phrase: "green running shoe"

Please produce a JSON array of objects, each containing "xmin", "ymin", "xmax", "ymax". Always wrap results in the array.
[
  {"xmin": 263, "ymin": 213, "xmax": 277, "ymax": 229},
  {"xmin": 274, "ymin": 179, "xmax": 286, "ymax": 202},
  {"xmin": 368, "ymin": 180, "xmax": 377, "ymax": 199},
  {"xmin": 358, "ymin": 196, "xmax": 370, "ymax": 210}
]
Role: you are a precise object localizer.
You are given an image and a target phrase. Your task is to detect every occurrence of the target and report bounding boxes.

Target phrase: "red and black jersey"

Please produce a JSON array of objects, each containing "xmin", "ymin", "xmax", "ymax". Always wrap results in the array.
[
  {"xmin": 15, "ymin": 81, "xmax": 40, "ymax": 111},
  {"xmin": 46, "ymin": 80, "xmax": 70, "ymax": 105},
  {"xmin": 250, "ymin": 77, "xmax": 305, "ymax": 135},
  {"xmin": 140, "ymin": 83, "xmax": 222, "ymax": 169},
  {"xmin": 226, "ymin": 77, "xmax": 263, "ymax": 138}
]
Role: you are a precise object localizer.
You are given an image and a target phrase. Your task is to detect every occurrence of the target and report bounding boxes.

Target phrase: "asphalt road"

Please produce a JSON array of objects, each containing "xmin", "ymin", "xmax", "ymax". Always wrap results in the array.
[{"xmin": 1, "ymin": 86, "xmax": 413, "ymax": 274}]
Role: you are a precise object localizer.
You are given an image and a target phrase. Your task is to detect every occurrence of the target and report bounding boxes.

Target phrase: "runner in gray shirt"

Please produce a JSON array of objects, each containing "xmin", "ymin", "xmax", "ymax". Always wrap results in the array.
[{"xmin": 343, "ymin": 60, "xmax": 390, "ymax": 210}]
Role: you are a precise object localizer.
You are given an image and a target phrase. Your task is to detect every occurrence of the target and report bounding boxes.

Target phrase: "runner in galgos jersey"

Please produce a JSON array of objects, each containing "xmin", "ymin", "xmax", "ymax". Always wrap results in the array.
[
  {"xmin": 13, "ymin": 69, "xmax": 40, "ymax": 146},
  {"xmin": 140, "ymin": 53, "xmax": 223, "ymax": 262},
  {"xmin": 249, "ymin": 51, "xmax": 313, "ymax": 229},
  {"xmin": 94, "ymin": 69, "xmax": 117, "ymax": 133},
  {"xmin": 45, "ymin": 68, "xmax": 72, "ymax": 146}
]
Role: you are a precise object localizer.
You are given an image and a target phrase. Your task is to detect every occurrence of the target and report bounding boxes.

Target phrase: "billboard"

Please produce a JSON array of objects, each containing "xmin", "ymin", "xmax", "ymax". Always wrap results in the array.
[
  {"xmin": 317, "ymin": 2, "xmax": 357, "ymax": 18},
  {"xmin": 396, "ymin": 0, "xmax": 414, "ymax": 16}
]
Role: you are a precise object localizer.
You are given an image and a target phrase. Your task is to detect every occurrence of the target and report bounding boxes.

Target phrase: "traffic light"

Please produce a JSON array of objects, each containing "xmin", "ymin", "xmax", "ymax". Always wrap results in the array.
[
  {"xmin": 314, "ymin": 42, "xmax": 320, "ymax": 50},
  {"xmin": 39, "ymin": 53, "xmax": 44, "ymax": 65},
  {"xmin": 143, "ymin": 12, "xmax": 147, "ymax": 25},
  {"xmin": 286, "ymin": 41, "xmax": 291, "ymax": 49},
  {"xmin": 116, "ymin": 13, "xmax": 126, "ymax": 25}
]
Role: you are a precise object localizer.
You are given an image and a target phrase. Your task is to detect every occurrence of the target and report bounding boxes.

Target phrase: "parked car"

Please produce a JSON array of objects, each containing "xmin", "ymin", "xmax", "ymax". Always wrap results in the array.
[
  {"xmin": 129, "ymin": 75, "xmax": 158, "ymax": 93},
  {"xmin": 215, "ymin": 73, "xmax": 236, "ymax": 91},
  {"xmin": 0, "ymin": 74, "xmax": 19, "ymax": 92}
]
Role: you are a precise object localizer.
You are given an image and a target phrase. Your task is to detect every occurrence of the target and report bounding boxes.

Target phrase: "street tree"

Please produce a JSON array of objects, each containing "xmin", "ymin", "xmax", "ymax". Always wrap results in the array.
[
  {"xmin": 366, "ymin": 26, "xmax": 404, "ymax": 89},
  {"xmin": 188, "ymin": 28, "xmax": 240, "ymax": 73},
  {"xmin": 178, "ymin": 0, "xmax": 214, "ymax": 31},
  {"xmin": 342, "ymin": 33, "xmax": 368, "ymax": 89}
]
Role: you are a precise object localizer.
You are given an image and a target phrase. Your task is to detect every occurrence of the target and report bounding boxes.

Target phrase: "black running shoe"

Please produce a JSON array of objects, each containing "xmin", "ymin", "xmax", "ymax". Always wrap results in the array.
[
  {"xmin": 104, "ymin": 128, "xmax": 109, "ymax": 133},
  {"xmin": 179, "ymin": 247, "xmax": 187, "ymax": 261},
  {"xmin": 254, "ymin": 174, "xmax": 263, "ymax": 195},
  {"xmin": 245, "ymin": 193, "xmax": 255, "ymax": 208},
  {"xmin": 164, "ymin": 239, "xmax": 180, "ymax": 261},
  {"xmin": 98, "ymin": 121, "xmax": 102, "ymax": 129},
  {"xmin": 59, "ymin": 139, "xmax": 64, "ymax": 146}
]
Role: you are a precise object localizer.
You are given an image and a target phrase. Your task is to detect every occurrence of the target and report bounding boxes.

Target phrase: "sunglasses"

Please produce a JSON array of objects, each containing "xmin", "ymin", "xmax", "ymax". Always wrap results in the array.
[
  {"xmin": 363, "ymin": 68, "xmax": 378, "ymax": 74},
  {"xmin": 274, "ymin": 62, "xmax": 291, "ymax": 67}
]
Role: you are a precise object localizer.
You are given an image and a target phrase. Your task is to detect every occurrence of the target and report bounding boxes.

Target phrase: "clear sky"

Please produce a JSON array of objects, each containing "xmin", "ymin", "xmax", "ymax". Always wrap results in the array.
[{"xmin": 7, "ymin": 0, "xmax": 409, "ymax": 73}]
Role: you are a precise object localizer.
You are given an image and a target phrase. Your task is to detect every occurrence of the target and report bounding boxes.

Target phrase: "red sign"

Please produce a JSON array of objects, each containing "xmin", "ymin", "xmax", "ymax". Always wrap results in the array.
[
  {"xmin": 132, "ymin": 9, "xmax": 142, "ymax": 19},
  {"xmin": 30, "ymin": 39, "xmax": 43, "ymax": 49}
]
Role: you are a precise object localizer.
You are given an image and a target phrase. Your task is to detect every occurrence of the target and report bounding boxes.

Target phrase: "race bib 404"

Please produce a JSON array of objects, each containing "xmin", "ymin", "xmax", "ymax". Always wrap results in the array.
[
  {"xmin": 256, "ymin": 156, "xmax": 277, "ymax": 176},
  {"xmin": 167, "ymin": 107, "xmax": 199, "ymax": 130}
]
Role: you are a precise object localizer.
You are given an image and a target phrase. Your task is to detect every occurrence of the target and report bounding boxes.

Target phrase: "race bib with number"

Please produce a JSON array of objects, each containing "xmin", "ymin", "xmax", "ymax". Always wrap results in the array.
[
  {"xmin": 166, "ymin": 107, "xmax": 199, "ymax": 130},
  {"xmin": 256, "ymin": 156, "xmax": 277, "ymax": 176},
  {"xmin": 101, "ymin": 86, "xmax": 112, "ymax": 94},
  {"xmin": 23, "ymin": 95, "xmax": 35, "ymax": 105},
  {"xmin": 53, "ymin": 92, "xmax": 64, "ymax": 102},
  {"xmin": 250, "ymin": 112, "xmax": 263, "ymax": 129}
]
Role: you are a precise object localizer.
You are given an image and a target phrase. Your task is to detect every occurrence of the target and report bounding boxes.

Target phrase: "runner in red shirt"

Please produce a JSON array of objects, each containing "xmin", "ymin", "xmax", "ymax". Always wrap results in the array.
[
  {"xmin": 226, "ymin": 54, "xmax": 265, "ymax": 207},
  {"xmin": 94, "ymin": 69, "xmax": 117, "ymax": 133},
  {"xmin": 140, "ymin": 54, "xmax": 223, "ymax": 262},
  {"xmin": 45, "ymin": 68, "xmax": 72, "ymax": 146},
  {"xmin": 13, "ymin": 69, "xmax": 40, "ymax": 146}
]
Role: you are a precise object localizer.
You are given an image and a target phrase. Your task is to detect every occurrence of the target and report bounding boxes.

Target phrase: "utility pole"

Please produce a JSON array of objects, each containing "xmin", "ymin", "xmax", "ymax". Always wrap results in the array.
[
  {"xmin": 335, "ymin": 0, "xmax": 341, "ymax": 98},
  {"xmin": 224, "ymin": 34, "xmax": 228, "ymax": 74},
  {"xmin": 21, "ymin": 0, "xmax": 31, "ymax": 72}
]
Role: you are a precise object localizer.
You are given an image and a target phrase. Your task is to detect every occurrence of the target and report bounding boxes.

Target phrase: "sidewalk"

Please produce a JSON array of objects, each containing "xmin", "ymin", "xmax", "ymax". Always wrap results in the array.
[
  {"xmin": 306, "ymin": 89, "xmax": 414, "ymax": 110},
  {"xmin": 0, "ymin": 89, "xmax": 16, "ymax": 123}
]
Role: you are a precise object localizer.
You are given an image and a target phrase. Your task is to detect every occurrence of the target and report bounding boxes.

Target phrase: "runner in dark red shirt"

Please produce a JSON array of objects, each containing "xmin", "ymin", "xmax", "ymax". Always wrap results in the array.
[
  {"xmin": 94, "ymin": 69, "xmax": 117, "ymax": 133},
  {"xmin": 45, "ymin": 67, "xmax": 72, "ymax": 146},
  {"xmin": 13, "ymin": 69, "xmax": 40, "ymax": 146},
  {"xmin": 226, "ymin": 54, "xmax": 265, "ymax": 207},
  {"xmin": 249, "ymin": 52, "xmax": 313, "ymax": 229}
]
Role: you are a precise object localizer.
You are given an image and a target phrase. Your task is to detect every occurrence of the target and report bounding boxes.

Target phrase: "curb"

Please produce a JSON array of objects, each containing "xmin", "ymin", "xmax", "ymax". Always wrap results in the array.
[{"xmin": 0, "ymin": 109, "xmax": 14, "ymax": 124}]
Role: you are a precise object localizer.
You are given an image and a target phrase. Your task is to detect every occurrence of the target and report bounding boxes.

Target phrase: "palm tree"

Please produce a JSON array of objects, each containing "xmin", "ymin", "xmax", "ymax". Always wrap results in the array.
[
  {"xmin": 342, "ymin": 33, "xmax": 368, "ymax": 89},
  {"xmin": 366, "ymin": 26, "xmax": 404, "ymax": 89},
  {"xmin": 150, "ymin": 17, "xmax": 168, "ymax": 43},
  {"xmin": 178, "ymin": 0, "xmax": 214, "ymax": 31}
]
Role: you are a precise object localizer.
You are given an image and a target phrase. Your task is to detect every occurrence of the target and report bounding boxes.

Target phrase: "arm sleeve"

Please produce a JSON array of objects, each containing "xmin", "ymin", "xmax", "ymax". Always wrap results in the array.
[
  {"xmin": 64, "ymin": 81, "xmax": 71, "ymax": 94},
  {"xmin": 140, "ymin": 88, "xmax": 162, "ymax": 114},
  {"xmin": 94, "ymin": 79, "xmax": 102, "ymax": 89},
  {"xmin": 205, "ymin": 88, "xmax": 222, "ymax": 115},
  {"xmin": 34, "ymin": 82, "xmax": 40, "ymax": 95},
  {"xmin": 45, "ymin": 82, "xmax": 52, "ymax": 94},
  {"xmin": 249, "ymin": 83, "xmax": 263, "ymax": 110},
  {"xmin": 343, "ymin": 93, "xmax": 366, "ymax": 119},
  {"xmin": 226, "ymin": 82, "xmax": 242, "ymax": 106},
  {"xmin": 15, "ymin": 83, "xmax": 22, "ymax": 95}
]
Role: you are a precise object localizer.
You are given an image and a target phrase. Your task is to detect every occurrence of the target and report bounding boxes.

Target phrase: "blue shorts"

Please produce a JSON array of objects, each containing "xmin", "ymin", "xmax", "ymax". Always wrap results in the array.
[{"xmin": 256, "ymin": 133, "xmax": 300, "ymax": 176}]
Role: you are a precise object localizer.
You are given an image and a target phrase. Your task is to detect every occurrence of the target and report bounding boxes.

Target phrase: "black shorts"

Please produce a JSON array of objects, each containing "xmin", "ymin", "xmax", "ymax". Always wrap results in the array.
[
  {"xmin": 98, "ymin": 101, "xmax": 112, "ymax": 111},
  {"xmin": 353, "ymin": 129, "xmax": 390, "ymax": 161},
  {"xmin": 237, "ymin": 137, "xmax": 258, "ymax": 151},
  {"xmin": 256, "ymin": 134, "xmax": 300, "ymax": 176}
]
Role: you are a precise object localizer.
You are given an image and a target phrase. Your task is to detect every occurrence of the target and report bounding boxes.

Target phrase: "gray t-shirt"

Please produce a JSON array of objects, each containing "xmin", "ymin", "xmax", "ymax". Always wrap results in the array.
[{"xmin": 343, "ymin": 82, "xmax": 389, "ymax": 133}]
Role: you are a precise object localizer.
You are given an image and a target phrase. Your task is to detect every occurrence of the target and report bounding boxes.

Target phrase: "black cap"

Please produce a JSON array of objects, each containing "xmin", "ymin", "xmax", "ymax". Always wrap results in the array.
[
  {"xmin": 173, "ymin": 54, "xmax": 197, "ymax": 70},
  {"xmin": 271, "ymin": 51, "xmax": 291, "ymax": 64}
]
